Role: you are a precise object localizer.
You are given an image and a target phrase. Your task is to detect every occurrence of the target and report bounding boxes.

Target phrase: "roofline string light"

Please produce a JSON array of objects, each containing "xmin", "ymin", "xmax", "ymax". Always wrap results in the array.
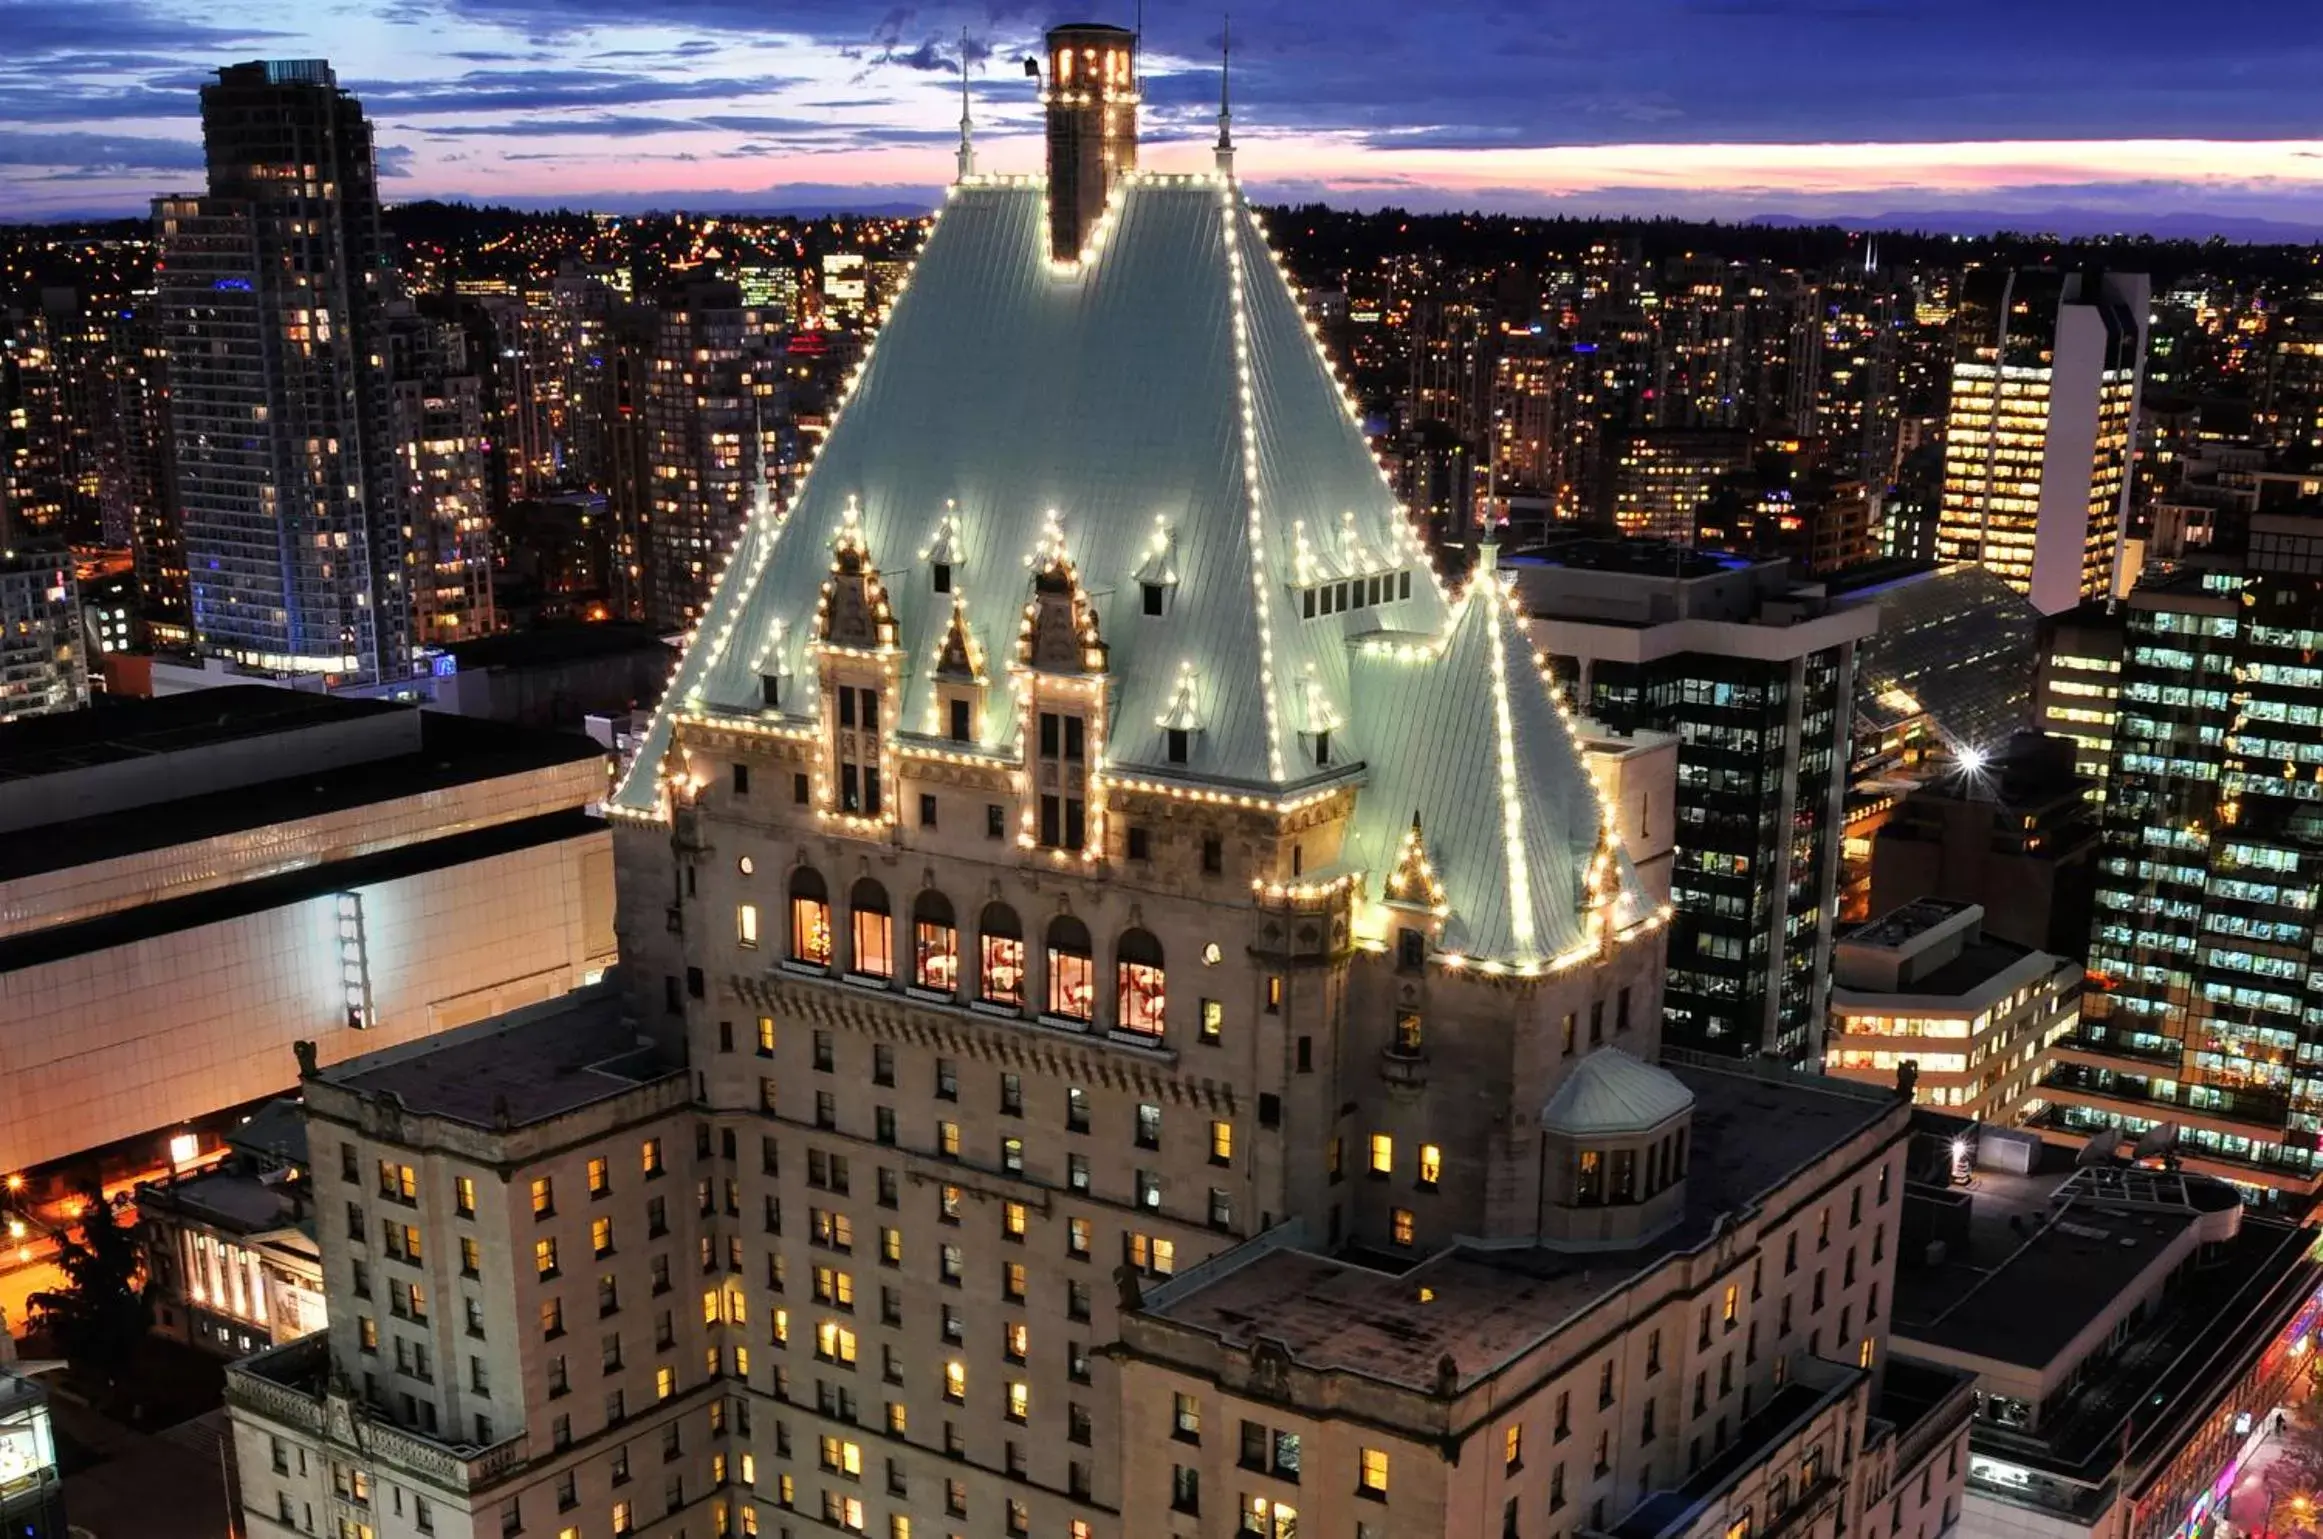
[
  {"xmin": 611, "ymin": 191, "xmax": 951, "ymax": 820},
  {"xmin": 1011, "ymin": 512, "xmax": 1109, "ymax": 866},
  {"xmin": 1221, "ymin": 188, "xmax": 1289, "ymax": 782}
]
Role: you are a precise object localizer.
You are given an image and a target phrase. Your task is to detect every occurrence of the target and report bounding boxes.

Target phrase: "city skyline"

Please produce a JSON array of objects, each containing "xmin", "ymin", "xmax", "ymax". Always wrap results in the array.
[{"xmin": 4, "ymin": 0, "xmax": 2323, "ymax": 232}]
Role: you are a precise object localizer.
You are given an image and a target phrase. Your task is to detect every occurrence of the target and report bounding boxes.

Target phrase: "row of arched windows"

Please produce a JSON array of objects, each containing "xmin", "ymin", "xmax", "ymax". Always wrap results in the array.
[{"xmin": 785, "ymin": 868, "xmax": 1168, "ymax": 1041}]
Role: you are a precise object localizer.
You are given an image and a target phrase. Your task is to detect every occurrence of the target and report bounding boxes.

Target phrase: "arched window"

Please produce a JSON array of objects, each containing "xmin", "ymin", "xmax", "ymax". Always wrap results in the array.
[
  {"xmin": 1046, "ymin": 915, "xmax": 1095, "ymax": 1024},
  {"xmin": 1115, "ymin": 929, "xmax": 1166, "ymax": 1040},
  {"xmin": 978, "ymin": 903, "xmax": 1024, "ymax": 1007},
  {"xmin": 912, "ymin": 891, "xmax": 958, "ymax": 994},
  {"xmin": 850, "ymin": 879, "xmax": 893, "ymax": 980},
  {"xmin": 788, "ymin": 868, "xmax": 831, "ymax": 966}
]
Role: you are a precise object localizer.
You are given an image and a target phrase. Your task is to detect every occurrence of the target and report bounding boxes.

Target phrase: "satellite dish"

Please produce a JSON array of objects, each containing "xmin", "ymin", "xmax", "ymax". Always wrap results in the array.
[
  {"xmin": 2075, "ymin": 1127, "xmax": 2121, "ymax": 1167},
  {"xmin": 2131, "ymin": 1123, "xmax": 2177, "ymax": 1160}
]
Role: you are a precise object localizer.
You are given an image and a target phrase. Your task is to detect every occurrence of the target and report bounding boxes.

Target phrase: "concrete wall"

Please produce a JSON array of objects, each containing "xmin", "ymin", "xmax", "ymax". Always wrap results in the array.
[{"xmin": 0, "ymin": 829, "xmax": 616, "ymax": 1172}]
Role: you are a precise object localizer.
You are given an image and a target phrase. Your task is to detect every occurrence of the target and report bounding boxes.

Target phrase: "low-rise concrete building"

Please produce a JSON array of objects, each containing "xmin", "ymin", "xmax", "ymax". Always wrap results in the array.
[
  {"xmin": 141, "ymin": 1098, "xmax": 327, "ymax": 1358},
  {"xmin": 0, "ymin": 687, "xmax": 617, "ymax": 1176},
  {"xmin": 1891, "ymin": 1151, "xmax": 2322, "ymax": 1539},
  {"xmin": 1827, "ymin": 901, "xmax": 2080, "ymax": 1123}
]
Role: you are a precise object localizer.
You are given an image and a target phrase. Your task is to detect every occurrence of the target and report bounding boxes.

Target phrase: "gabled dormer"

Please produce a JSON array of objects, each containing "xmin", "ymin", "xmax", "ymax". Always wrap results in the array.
[
  {"xmin": 1156, "ymin": 660, "xmax": 1203, "ymax": 768},
  {"xmin": 1014, "ymin": 516, "xmax": 1107, "ymax": 859},
  {"xmin": 818, "ymin": 498, "xmax": 898, "ymax": 653},
  {"xmin": 754, "ymin": 619, "xmax": 794, "ymax": 712},
  {"xmin": 1296, "ymin": 667, "xmax": 1344, "ymax": 769},
  {"xmin": 1382, "ymin": 809, "xmax": 1448, "ymax": 970},
  {"xmin": 1132, "ymin": 516, "xmax": 1179, "ymax": 618},
  {"xmin": 813, "ymin": 499, "xmax": 902, "ymax": 827},
  {"xmin": 922, "ymin": 501, "xmax": 964, "ymax": 595},
  {"xmin": 926, "ymin": 593, "xmax": 988, "ymax": 747}
]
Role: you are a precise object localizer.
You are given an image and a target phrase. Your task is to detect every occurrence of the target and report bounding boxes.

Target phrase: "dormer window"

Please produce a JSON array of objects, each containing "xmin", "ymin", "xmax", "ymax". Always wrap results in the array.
[
  {"xmin": 949, "ymin": 699, "xmax": 972, "ymax": 743},
  {"xmin": 1166, "ymin": 727, "xmax": 1189, "ymax": 765},
  {"xmin": 761, "ymin": 674, "xmax": 782, "ymax": 709},
  {"xmin": 932, "ymin": 563, "xmax": 951, "ymax": 594},
  {"xmin": 833, "ymin": 684, "xmax": 883, "ymax": 817},
  {"xmin": 1141, "ymin": 582, "xmax": 1166, "ymax": 616},
  {"xmin": 1315, "ymin": 729, "xmax": 1331, "ymax": 767},
  {"xmin": 1035, "ymin": 711, "xmax": 1087, "ymax": 850}
]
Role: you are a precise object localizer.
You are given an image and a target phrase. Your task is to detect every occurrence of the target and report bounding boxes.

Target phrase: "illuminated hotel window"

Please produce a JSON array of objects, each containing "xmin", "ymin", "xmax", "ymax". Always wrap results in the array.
[
  {"xmin": 1046, "ymin": 915, "xmax": 1096, "ymax": 1023},
  {"xmin": 979, "ymin": 903, "xmax": 1025, "ymax": 1006},
  {"xmin": 913, "ymin": 891, "xmax": 958, "ymax": 992},
  {"xmin": 737, "ymin": 903, "xmax": 759, "ymax": 950},
  {"xmin": 1115, "ymin": 929, "xmax": 1166, "ymax": 1038},
  {"xmin": 850, "ymin": 880, "xmax": 893, "ymax": 979},
  {"xmin": 789, "ymin": 869, "xmax": 832, "ymax": 966}
]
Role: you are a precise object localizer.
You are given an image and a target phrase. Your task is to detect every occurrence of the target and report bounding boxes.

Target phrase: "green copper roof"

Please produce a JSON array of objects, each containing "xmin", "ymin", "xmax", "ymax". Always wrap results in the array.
[{"xmin": 614, "ymin": 174, "xmax": 1648, "ymax": 968}]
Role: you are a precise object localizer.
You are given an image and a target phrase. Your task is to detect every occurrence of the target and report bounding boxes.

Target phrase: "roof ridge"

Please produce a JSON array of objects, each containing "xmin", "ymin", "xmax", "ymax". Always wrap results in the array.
[{"xmin": 1220, "ymin": 189, "xmax": 1288, "ymax": 782}]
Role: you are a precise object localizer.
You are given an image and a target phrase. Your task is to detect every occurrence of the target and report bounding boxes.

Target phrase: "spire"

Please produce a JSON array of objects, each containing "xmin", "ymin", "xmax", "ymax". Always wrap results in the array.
[
  {"xmin": 956, "ymin": 28, "xmax": 975, "ymax": 182},
  {"xmin": 1214, "ymin": 14, "xmax": 1235, "ymax": 177}
]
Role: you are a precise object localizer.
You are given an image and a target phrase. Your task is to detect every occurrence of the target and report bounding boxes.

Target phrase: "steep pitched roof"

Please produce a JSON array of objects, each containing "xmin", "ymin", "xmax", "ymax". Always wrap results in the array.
[{"xmin": 614, "ymin": 172, "xmax": 1653, "ymax": 968}]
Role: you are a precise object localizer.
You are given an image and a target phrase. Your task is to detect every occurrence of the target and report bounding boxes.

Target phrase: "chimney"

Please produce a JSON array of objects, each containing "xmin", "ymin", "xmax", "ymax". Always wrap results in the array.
[{"xmin": 1042, "ymin": 22, "xmax": 1139, "ymax": 263}]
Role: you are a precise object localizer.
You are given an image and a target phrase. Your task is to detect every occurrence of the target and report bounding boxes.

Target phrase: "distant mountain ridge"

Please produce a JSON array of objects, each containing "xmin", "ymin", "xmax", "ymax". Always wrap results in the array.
[{"xmin": 1747, "ymin": 208, "xmax": 2323, "ymax": 241}]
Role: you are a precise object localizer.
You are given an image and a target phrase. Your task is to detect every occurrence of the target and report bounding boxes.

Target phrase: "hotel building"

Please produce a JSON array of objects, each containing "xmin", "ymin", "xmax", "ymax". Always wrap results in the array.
[{"xmin": 225, "ymin": 31, "xmax": 1968, "ymax": 1539}]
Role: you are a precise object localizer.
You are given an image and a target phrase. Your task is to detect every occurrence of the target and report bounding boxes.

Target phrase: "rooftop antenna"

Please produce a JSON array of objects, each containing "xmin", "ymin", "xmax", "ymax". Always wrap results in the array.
[
  {"xmin": 1214, "ymin": 13, "xmax": 1235, "ymax": 177},
  {"xmin": 955, "ymin": 27, "xmax": 975, "ymax": 182}
]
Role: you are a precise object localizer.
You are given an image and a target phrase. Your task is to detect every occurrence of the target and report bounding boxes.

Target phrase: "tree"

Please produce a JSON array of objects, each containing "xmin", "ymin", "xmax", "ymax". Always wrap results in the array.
[
  {"xmin": 2262, "ymin": 1418, "xmax": 2323, "ymax": 1537},
  {"xmin": 27, "ymin": 1181, "xmax": 150, "ymax": 1398}
]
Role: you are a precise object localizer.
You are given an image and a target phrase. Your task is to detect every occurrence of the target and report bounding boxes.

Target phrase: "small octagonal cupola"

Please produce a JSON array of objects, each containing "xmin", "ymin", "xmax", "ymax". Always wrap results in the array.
[{"xmin": 1538, "ymin": 1046, "xmax": 1693, "ymax": 1250}]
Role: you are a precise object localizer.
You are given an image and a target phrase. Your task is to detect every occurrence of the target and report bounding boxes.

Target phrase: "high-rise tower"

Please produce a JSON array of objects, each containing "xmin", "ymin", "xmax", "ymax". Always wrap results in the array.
[
  {"xmin": 1039, "ymin": 23, "xmax": 1138, "ymax": 262},
  {"xmin": 1936, "ymin": 268, "xmax": 2146, "ymax": 615},
  {"xmin": 155, "ymin": 60, "xmax": 408, "ymax": 682}
]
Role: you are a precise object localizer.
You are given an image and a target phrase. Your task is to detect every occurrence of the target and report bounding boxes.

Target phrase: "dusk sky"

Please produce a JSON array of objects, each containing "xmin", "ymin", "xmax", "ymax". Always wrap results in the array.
[{"xmin": 4, "ymin": 0, "xmax": 2323, "ymax": 232}]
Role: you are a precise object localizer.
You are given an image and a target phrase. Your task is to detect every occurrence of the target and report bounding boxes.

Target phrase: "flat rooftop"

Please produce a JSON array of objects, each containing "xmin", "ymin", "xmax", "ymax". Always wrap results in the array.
[
  {"xmin": 145, "ymin": 1166, "xmax": 306, "ymax": 1236},
  {"xmin": 226, "ymin": 1098, "xmax": 310, "ymax": 1168},
  {"xmin": 1892, "ymin": 1163, "xmax": 2240, "ymax": 1371},
  {"xmin": 1847, "ymin": 898, "xmax": 1975, "ymax": 950},
  {"xmin": 447, "ymin": 622, "xmax": 671, "ymax": 672},
  {"xmin": 0, "ymin": 685, "xmax": 392, "ymax": 781},
  {"xmin": 1506, "ymin": 540, "xmax": 1760, "ymax": 582},
  {"xmin": 1147, "ymin": 1062, "xmax": 1897, "ymax": 1392},
  {"xmin": 316, "ymin": 986, "xmax": 676, "ymax": 1130},
  {"xmin": 1898, "ymin": 937, "xmax": 2046, "ymax": 999},
  {"xmin": 0, "ymin": 700, "xmax": 603, "ymax": 884}
]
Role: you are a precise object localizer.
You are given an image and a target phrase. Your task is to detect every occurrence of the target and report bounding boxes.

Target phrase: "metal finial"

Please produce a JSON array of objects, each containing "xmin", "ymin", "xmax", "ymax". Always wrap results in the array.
[
  {"xmin": 956, "ymin": 28, "xmax": 976, "ymax": 182},
  {"xmin": 1215, "ymin": 14, "xmax": 1235, "ymax": 176}
]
